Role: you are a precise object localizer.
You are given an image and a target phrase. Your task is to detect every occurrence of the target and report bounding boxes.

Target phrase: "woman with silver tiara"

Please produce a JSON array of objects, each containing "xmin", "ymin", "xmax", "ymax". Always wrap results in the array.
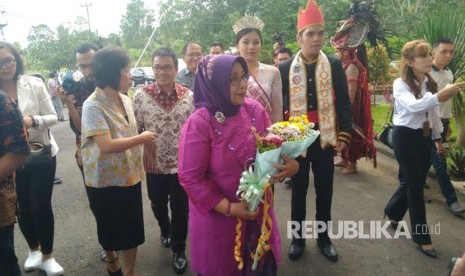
[{"xmin": 232, "ymin": 16, "xmax": 283, "ymax": 124}]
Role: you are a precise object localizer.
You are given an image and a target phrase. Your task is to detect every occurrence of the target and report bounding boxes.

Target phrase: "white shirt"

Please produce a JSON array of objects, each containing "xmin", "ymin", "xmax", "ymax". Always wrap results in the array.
[
  {"xmin": 16, "ymin": 75, "xmax": 59, "ymax": 156},
  {"xmin": 429, "ymin": 67, "xmax": 454, "ymax": 119},
  {"xmin": 392, "ymin": 78, "xmax": 442, "ymax": 140}
]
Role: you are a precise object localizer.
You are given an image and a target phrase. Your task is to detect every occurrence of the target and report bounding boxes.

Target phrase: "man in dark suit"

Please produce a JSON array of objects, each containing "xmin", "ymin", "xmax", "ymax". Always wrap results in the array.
[{"xmin": 279, "ymin": 0, "xmax": 353, "ymax": 263}]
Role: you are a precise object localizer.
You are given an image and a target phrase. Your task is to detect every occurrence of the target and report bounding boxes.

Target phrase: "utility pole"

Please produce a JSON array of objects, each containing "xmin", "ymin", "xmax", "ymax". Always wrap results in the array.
[
  {"xmin": 81, "ymin": 2, "xmax": 92, "ymax": 40},
  {"xmin": 0, "ymin": 6, "xmax": 8, "ymax": 41}
]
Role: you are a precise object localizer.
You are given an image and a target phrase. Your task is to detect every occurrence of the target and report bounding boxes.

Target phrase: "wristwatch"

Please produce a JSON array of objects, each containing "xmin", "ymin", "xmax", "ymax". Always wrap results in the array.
[{"xmin": 30, "ymin": 115, "xmax": 39, "ymax": 128}]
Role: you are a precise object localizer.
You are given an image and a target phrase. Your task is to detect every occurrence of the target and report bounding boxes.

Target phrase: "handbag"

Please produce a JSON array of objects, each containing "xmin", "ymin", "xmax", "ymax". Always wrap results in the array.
[
  {"xmin": 378, "ymin": 107, "xmax": 395, "ymax": 149},
  {"xmin": 18, "ymin": 130, "xmax": 53, "ymax": 172},
  {"xmin": 19, "ymin": 143, "xmax": 52, "ymax": 171}
]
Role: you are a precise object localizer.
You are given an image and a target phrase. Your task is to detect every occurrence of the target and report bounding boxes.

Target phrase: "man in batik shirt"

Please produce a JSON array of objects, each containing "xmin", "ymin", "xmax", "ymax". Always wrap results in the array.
[{"xmin": 133, "ymin": 47, "xmax": 194, "ymax": 275}]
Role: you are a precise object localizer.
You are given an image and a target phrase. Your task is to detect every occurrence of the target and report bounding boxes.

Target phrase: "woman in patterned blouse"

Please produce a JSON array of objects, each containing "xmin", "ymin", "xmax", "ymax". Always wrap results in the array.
[{"xmin": 81, "ymin": 46, "xmax": 155, "ymax": 276}]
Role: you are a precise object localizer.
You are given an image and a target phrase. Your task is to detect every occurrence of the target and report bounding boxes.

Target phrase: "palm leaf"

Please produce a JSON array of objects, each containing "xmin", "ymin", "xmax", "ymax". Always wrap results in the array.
[{"xmin": 414, "ymin": 7, "xmax": 465, "ymax": 146}]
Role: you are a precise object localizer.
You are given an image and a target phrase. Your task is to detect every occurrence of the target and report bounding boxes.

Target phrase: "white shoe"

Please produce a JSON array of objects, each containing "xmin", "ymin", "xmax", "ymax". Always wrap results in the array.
[
  {"xmin": 39, "ymin": 258, "xmax": 64, "ymax": 276},
  {"xmin": 24, "ymin": 251, "xmax": 42, "ymax": 271}
]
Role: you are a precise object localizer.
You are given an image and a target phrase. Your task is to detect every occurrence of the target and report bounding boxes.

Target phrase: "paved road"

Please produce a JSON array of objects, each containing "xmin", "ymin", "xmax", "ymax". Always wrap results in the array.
[{"xmin": 15, "ymin": 119, "xmax": 465, "ymax": 276}]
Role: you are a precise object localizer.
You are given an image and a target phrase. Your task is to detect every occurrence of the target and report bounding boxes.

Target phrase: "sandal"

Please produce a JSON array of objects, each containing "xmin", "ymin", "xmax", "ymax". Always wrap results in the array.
[{"xmin": 105, "ymin": 256, "xmax": 123, "ymax": 276}]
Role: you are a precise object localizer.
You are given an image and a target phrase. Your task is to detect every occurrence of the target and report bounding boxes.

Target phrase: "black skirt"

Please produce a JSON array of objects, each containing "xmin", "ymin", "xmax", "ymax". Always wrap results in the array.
[{"xmin": 85, "ymin": 182, "xmax": 144, "ymax": 251}]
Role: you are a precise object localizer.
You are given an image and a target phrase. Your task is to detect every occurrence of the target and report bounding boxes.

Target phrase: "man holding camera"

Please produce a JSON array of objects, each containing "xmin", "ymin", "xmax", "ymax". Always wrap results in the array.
[
  {"xmin": 58, "ymin": 42, "xmax": 99, "ymax": 178},
  {"xmin": 57, "ymin": 42, "xmax": 108, "ymax": 263}
]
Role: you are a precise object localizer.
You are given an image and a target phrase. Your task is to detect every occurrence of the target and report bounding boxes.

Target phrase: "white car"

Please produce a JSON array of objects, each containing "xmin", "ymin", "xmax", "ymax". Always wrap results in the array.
[{"xmin": 130, "ymin": 67, "xmax": 154, "ymax": 87}]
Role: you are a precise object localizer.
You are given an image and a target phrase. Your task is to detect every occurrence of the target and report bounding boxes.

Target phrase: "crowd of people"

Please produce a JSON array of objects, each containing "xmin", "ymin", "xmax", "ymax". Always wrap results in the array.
[{"xmin": 1, "ymin": 0, "xmax": 465, "ymax": 275}]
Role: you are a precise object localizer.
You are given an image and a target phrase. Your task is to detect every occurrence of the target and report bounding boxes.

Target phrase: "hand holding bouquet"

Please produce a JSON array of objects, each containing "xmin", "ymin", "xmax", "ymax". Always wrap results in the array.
[
  {"xmin": 234, "ymin": 115, "xmax": 319, "ymax": 270},
  {"xmin": 237, "ymin": 114, "xmax": 320, "ymax": 212}
]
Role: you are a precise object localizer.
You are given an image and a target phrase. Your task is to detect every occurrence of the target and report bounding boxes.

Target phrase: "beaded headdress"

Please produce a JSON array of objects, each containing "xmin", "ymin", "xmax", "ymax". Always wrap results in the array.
[
  {"xmin": 297, "ymin": 0, "xmax": 325, "ymax": 33},
  {"xmin": 233, "ymin": 16, "xmax": 265, "ymax": 34},
  {"xmin": 330, "ymin": 0, "xmax": 389, "ymax": 49}
]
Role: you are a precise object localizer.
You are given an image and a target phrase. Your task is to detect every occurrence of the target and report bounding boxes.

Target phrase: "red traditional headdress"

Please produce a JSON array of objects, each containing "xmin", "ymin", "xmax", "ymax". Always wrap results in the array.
[
  {"xmin": 330, "ymin": 0, "xmax": 389, "ymax": 49},
  {"xmin": 297, "ymin": 0, "xmax": 324, "ymax": 33}
]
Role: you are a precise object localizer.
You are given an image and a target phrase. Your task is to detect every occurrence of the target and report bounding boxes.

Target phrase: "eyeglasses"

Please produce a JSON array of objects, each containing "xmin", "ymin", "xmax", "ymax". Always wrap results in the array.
[
  {"xmin": 77, "ymin": 64, "xmax": 91, "ymax": 72},
  {"xmin": 186, "ymin": 52, "xmax": 202, "ymax": 59},
  {"xmin": 230, "ymin": 74, "xmax": 248, "ymax": 85},
  {"xmin": 0, "ymin": 59, "xmax": 16, "ymax": 69},
  {"xmin": 152, "ymin": 65, "xmax": 174, "ymax": 73}
]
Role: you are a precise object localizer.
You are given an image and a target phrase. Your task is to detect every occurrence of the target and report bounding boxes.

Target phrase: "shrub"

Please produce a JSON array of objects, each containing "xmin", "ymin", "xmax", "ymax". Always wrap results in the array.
[{"xmin": 367, "ymin": 44, "xmax": 391, "ymax": 87}]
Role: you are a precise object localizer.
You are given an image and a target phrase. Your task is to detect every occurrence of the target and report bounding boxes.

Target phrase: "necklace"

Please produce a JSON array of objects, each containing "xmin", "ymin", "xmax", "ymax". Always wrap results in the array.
[{"xmin": 247, "ymin": 61, "xmax": 260, "ymax": 79}]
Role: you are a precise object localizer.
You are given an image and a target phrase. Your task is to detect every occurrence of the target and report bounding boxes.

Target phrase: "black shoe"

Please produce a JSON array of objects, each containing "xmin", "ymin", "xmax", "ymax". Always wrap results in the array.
[
  {"xmin": 107, "ymin": 268, "xmax": 123, "ymax": 276},
  {"xmin": 172, "ymin": 252, "xmax": 188, "ymax": 274},
  {"xmin": 288, "ymin": 241, "xmax": 305, "ymax": 261},
  {"xmin": 160, "ymin": 235, "xmax": 171, "ymax": 248},
  {"xmin": 447, "ymin": 257, "xmax": 458, "ymax": 276},
  {"xmin": 417, "ymin": 244, "xmax": 437, "ymax": 259},
  {"xmin": 390, "ymin": 221, "xmax": 401, "ymax": 230},
  {"xmin": 384, "ymin": 213, "xmax": 400, "ymax": 230},
  {"xmin": 317, "ymin": 239, "xmax": 338, "ymax": 262}
]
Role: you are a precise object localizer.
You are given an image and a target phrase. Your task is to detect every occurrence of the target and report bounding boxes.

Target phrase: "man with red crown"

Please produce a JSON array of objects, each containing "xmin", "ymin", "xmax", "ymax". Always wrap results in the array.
[{"xmin": 278, "ymin": 0, "xmax": 353, "ymax": 262}]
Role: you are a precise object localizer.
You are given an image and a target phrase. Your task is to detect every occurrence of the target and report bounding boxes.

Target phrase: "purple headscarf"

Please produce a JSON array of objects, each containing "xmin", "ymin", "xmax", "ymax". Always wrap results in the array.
[{"xmin": 194, "ymin": 54, "xmax": 248, "ymax": 117}]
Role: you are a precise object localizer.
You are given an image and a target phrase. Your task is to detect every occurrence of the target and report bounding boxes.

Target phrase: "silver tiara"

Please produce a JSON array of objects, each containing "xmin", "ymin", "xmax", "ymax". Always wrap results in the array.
[{"xmin": 232, "ymin": 16, "xmax": 265, "ymax": 34}]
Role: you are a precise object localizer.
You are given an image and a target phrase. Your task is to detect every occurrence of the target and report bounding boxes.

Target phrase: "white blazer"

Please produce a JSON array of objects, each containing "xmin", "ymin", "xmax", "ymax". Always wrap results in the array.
[{"xmin": 16, "ymin": 75, "xmax": 59, "ymax": 156}]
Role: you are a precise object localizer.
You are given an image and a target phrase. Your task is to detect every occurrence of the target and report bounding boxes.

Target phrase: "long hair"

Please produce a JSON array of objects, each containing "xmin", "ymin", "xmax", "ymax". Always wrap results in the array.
[{"xmin": 400, "ymin": 40, "xmax": 437, "ymax": 98}]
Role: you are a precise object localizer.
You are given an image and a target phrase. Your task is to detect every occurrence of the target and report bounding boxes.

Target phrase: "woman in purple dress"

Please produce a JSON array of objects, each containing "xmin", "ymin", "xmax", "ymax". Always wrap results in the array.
[{"xmin": 178, "ymin": 54, "xmax": 299, "ymax": 276}]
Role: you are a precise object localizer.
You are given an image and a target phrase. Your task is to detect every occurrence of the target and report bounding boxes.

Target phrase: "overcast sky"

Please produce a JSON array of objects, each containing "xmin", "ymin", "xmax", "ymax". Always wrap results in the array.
[{"xmin": 0, "ymin": 0, "xmax": 158, "ymax": 46}]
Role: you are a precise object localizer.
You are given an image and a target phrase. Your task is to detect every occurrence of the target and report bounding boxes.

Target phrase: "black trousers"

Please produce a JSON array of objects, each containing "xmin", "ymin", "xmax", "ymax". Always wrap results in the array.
[
  {"xmin": 147, "ymin": 173, "xmax": 188, "ymax": 254},
  {"xmin": 16, "ymin": 156, "xmax": 56, "ymax": 254},
  {"xmin": 385, "ymin": 126, "xmax": 432, "ymax": 245},
  {"xmin": 291, "ymin": 137, "xmax": 334, "ymax": 244},
  {"xmin": 0, "ymin": 224, "xmax": 21, "ymax": 276}
]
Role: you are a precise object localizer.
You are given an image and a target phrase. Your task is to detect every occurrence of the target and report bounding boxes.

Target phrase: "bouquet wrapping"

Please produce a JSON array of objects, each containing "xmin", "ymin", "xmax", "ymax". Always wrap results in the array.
[
  {"xmin": 237, "ymin": 115, "xmax": 320, "ymax": 212},
  {"xmin": 234, "ymin": 115, "xmax": 319, "ymax": 270}
]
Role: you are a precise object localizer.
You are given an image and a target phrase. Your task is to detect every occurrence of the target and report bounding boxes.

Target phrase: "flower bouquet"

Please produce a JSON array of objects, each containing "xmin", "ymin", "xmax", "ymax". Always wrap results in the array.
[
  {"xmin": 234, "ymin": 115, "xmax": 319, "ymax": 270},
  {"xmin": 237, "ymin": 114, "xmax": 319, "ymax": 212}
]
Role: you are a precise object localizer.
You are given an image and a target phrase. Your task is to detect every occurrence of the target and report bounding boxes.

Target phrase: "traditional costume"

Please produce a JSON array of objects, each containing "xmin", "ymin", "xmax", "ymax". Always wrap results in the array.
[
  {"xmin": 330, "ymin": 0, "xmax": 388, "ymax": 169},
  {"xmin": 278, "ymin": 0, "xmax": 353, "ymax": 261}
]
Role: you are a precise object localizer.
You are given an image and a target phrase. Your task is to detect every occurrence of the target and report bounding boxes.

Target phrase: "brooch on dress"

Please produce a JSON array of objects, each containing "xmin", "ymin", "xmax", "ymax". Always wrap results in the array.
[{"xmin": 214, "ymin": 111, "xmax": 226, "ymax": 124}]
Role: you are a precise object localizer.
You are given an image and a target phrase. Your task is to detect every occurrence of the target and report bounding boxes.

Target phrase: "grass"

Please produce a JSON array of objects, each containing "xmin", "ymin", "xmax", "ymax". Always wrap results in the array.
[
  {"xmin": 371, "ymin": 103, "xmax": 458, "ymax": 142},
  {"xmin": 371, "ymin": 104, "xmax": 392, "ymax": 135}
]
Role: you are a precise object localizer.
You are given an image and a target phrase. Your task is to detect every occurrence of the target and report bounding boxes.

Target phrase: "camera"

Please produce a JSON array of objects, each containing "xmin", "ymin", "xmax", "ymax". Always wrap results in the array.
[{"xmin": 61, "ymin": 71, "xmax": 95, "ymax": 97}]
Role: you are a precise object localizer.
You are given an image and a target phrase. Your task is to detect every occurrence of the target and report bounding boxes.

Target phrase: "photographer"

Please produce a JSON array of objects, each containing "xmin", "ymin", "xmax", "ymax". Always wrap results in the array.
[
  {"xmin": 58, "ymin": 42, "xmax": 99, "ymax": 178},
  {"xmin": 57, "ymin": 42, "xmax": 108, "ymax": 263}
]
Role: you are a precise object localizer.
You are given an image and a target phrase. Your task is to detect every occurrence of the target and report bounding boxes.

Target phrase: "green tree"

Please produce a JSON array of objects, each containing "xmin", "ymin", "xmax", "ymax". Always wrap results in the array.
[
  {"xmin": 120, "ymin": 0, "xmax": 155, "ymax": 49},
  {"xmin": 26, "ymin": 24, "xmax": 58, "ymax": 71},
  {"xmin": 155, "ymin": 0, "xmax": 350, "ymax": 63}
]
